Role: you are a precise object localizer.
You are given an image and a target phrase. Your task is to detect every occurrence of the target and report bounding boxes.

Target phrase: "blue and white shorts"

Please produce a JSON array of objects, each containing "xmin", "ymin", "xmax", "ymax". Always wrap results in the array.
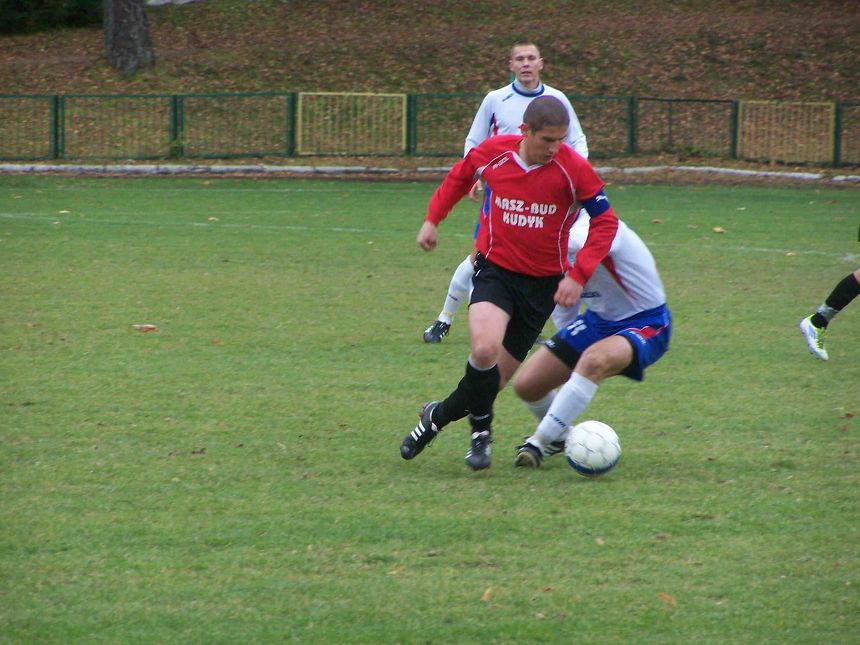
[{"xmin": 545, "ymin": 304, "xmax": 672, "ymax": 381}]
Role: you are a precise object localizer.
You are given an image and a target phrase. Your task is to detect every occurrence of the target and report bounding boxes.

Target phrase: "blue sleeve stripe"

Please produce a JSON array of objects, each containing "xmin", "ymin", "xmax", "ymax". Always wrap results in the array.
[{"xmin": 581, "ymin": 189, "xmax": 611, "ymax": 216}]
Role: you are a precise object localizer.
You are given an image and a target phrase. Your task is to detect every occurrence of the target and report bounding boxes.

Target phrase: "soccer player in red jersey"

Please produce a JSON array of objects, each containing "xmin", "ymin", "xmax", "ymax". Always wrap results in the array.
[
  {"xmin": 400, "ymin": 95, "xmax": 620, "ymax": 471},
  {"xmin": 421, "ymin": 42, "xmax": 589, "ymax": 344}
]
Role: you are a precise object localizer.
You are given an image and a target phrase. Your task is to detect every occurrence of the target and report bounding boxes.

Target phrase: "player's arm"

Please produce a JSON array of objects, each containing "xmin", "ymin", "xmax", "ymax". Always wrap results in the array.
[
  {"xmin": 555, "ymin": 197, "xmax": 616, "ymax": 307},
  {"xmin": 464, "ymin": 95, "xmax": 494, "ymax": 155},
  {"xmin": 419, "ymin": 152, "xmax": 483, "ymax": 251},
  {"xmin": 560, "ymin": 94, "xmax": 589, "ymax": 159},
  {"xmin": 468, "ymin": 178, "xmax": 486, "ymax": 202},
  {"xmin": 426, "ymin": 155, "xmax": 481, "ymax": 224},
  {"xmin": 464, "ymin": 96, "xmax": 495, "ymax": 199},
  {"xmin": 567, "ymin": 188, "xmax": 618, "ymax": 285}
]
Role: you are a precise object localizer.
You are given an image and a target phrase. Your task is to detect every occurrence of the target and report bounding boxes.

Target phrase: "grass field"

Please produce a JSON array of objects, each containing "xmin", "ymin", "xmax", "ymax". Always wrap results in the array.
[{"xmin": 1, "ymin": 175, "xmax": 858, "ymax": 643}]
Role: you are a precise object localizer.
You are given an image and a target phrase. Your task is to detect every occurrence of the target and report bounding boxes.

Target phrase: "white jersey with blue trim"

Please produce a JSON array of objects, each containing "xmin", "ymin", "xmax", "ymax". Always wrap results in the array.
[
  {"xmin": 568, "ymin": 215, "xmax": 666, "ymax": 321},
  {"xmin": 464, "ymin": 81, "xmax": 588, "ymax": 158}
]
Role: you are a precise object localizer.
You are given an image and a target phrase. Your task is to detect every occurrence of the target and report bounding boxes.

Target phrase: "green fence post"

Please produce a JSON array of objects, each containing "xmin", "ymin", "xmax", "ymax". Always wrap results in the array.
[
  {"xmin": 50, "ymin": 95, "xmax": 60, "ymax": 159},
  {"xmin": 832, "ymin": 102, "xmax": 842, "ymax": 167},
  {"xmin": 405, "ymin": 94, "xmax": 417, "ymax": 156},
  {"xmin": 286, "ymin": 92, "xmax": 297, "ymax": 157},
  {"xmin": 729, "ymin": 100, "xmax": 739, "ymax": 159},
  {"xmin": 627, "ymin": 96, "xmax": 637, "ymax": 154},
  {"xmin": 56, "ymin": 95, "xmax": 66, "ymax": 159},
  {"xmin": 169, "ymin": 95, "xmax": 184, "ymax": 158}
]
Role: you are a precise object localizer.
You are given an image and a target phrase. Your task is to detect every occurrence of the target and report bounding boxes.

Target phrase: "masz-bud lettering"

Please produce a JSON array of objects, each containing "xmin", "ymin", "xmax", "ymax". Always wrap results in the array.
[{"xmin": 494, "ymin": 195, "xmax": 558, "ymax": 216}]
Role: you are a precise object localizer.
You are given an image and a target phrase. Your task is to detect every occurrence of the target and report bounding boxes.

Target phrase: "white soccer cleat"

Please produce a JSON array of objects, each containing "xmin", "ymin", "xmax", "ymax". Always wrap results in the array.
[{"xmin": 799, "ymin": 316, "xmax": 828, "ymax": 361}]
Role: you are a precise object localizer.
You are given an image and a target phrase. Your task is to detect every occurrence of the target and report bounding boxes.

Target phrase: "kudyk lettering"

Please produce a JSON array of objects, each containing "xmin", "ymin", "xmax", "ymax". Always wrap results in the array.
[
  {"xmin": 496, "ymin": 195, "xmax": 558, "ymax": 227},
  {"xmin": 502, "ymin": 212, "xmax": 544, "ymax": 228}
]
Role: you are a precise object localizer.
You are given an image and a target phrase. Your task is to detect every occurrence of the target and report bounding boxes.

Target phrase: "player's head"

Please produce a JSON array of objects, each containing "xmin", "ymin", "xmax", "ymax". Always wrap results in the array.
[
  {"xmin": 523, "ymin": 95, "xmax": 569, "ymax": 132},
  {"xmin": 520, "ymin": 96, "xmax": 569, "ymax": 165},
  {"xmin": 509, "ymin": 42, "xmax": 543, "ymax": 90}
]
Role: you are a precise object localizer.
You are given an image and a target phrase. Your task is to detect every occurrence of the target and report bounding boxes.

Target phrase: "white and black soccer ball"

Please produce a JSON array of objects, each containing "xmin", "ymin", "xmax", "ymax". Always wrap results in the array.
[{"xmin": 564, "ymin": 420, "xmax": 621, "ymax": 476}]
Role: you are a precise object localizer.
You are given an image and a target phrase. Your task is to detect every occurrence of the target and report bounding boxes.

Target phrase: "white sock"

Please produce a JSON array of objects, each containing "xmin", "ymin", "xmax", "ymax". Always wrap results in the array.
[
  {"xmin": 438, "ymin": 255, "xmax": 474, "ymax": 323},
  {"xmin": 522, "ymin": 390, "xmax": 556, "ymax": 421},
  {"xmin": 530, "ymin": 373, "xmax": 598, "ymax": 452}
]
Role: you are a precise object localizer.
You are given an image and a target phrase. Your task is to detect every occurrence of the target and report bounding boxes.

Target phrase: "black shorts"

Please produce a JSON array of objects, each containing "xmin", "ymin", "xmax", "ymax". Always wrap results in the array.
[{"xmin": 470, "ymin": 254, "xmax": 562, "ymax": 362}]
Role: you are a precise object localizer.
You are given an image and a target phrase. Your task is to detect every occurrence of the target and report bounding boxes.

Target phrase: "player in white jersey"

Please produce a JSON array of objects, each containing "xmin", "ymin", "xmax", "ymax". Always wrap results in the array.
[
  {"xmin": 422, "ymin": 42, "xmax": 588, "ymax": 343},
  {"xmin": 511, "ymin": 214, "xmax": 672, "ymax": 467},
  {"xmin": 463, "ymin": 78, "xmax": 587, "ymax": 157}
]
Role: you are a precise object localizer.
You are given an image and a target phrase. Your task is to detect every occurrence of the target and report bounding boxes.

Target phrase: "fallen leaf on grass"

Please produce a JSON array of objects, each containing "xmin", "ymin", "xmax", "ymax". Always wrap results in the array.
[
  {"xmin": 658, "ymin": 592, "xmax": 677, "ymax": 607},
  {"xmin": 133, "ymin": 324, "xmax": 159, "ymax": 332},
  {"xmin": 481, "ymin": 587, "xmax": 492, "ymax": 602},
  {"xmin": 712, "ymin": 227, "xmax": 726, "ymax": 234}
]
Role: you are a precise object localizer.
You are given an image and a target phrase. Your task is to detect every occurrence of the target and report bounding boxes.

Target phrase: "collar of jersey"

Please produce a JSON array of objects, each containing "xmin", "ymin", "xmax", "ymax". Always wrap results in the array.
[
  {"xmin": 511, "ymin": 81, "xmax": 545, "ymax": 97},
  {"xmin": 510, "ymin": 150, "xmax": 548, "ymax": 172}
]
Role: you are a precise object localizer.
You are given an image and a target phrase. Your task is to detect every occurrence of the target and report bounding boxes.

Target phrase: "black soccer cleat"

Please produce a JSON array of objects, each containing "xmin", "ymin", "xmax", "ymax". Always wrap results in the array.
[
  {"xmin": 423, "ymin": 320, "xmax": 451, "ymax": 343},
  {"xmin": 544, "ymin": 439, "xmax": 566, "ymax": 457},
  {"xmin": 514, "ymin": 442, "xmax": 543, "ymax": 468},
  {"xmin": 400, "ymin": 401, "xmax": 440, "ymax": 460},
  {"xmin": 465, "ymin": 430, "xmax": 493, "ymax": 470}
]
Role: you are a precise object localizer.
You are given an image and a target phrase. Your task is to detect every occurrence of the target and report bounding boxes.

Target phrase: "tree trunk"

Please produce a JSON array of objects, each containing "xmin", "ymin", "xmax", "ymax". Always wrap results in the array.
[{"xmin": 104, "ymin": 0, "xmax": 155, "ymax": 74}]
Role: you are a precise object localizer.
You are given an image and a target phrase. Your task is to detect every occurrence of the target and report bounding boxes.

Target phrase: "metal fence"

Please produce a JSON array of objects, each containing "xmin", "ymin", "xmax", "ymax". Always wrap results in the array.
[{"xmin": 1, "ymin": 92, "xmax": 857, "ymax": 166}]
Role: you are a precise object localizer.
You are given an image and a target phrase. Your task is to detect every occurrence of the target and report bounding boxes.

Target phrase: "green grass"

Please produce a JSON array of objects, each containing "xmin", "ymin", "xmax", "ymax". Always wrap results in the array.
[{"xmin": 1, "ymin": 176, "xmax": 858, "ymax": 643}]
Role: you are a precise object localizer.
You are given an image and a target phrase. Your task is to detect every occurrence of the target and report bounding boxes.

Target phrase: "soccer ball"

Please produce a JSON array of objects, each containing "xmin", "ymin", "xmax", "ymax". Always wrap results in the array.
[{"xmin": 564, "ymin": 420, "xmax": 621, "ymax": 476}]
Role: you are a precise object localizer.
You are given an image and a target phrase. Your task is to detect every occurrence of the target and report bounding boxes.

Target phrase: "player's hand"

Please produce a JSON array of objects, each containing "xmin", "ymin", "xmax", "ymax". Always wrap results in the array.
[
  {"xmin": 417, "ymin": 220, "xmax": 438, "ymax": 252},
  {"xmin": 468, "ymin": 179, "xmax": 485, "ymax": 202},
  {"xmin": 554, "ymin": 275, "xmax": 583, "ymax": 308}
]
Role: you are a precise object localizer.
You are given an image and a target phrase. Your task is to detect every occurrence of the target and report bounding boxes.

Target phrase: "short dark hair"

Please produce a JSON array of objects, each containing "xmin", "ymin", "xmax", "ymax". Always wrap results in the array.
[
  {"xmin": 510, "ymin": 42, "xmax": 540, "ymax": 58},
  {"xmin": 523, "ymin": 96, "xmax": 569, "ymax": 132}
]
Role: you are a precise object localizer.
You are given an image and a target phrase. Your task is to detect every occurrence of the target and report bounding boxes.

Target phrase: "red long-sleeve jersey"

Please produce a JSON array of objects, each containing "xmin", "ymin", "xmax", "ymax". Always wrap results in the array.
[{"xmin": 426, "ymin": 135, "xmax": 618, "ymax": 283}]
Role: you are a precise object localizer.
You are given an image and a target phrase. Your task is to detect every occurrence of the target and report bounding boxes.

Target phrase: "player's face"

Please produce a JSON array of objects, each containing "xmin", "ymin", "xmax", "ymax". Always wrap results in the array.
[
  {"xmin": 520, "ymin": 124, "xmax": 568, "ymax": 165},
  {"xmin": 509, "ymin": 45, "xmax": 543, "ymax": 89}
]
